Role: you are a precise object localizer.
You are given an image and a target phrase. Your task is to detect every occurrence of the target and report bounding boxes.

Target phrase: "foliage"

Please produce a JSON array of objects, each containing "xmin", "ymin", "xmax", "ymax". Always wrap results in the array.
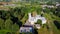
[
  {"xmin": 5, "ymin": 19, "xmax": 13, "ymax": 30},
  {"xmin": 0, "ymin": 2, "xmax": 60, "ymax": 34},
  {"xmin": 0, "ymin": 18, "xmax": 4, "ymax": 30},
  {"xmin": 37, "ymin": 19, "xmax": 42, "ymax": 26}
]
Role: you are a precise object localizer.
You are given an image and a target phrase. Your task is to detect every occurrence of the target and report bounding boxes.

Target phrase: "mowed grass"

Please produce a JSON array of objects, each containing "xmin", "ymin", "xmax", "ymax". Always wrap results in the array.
[
  {"xmin": 37, "ymin": 13, "xmax": 60, "ymax": 34},
  {"xmin": 37, "ymin": 26, "xmax": 50, "ymax": 34},
  {"xmin": 45, "ymin": 13, "xmax": 60, "ymax": 34}
]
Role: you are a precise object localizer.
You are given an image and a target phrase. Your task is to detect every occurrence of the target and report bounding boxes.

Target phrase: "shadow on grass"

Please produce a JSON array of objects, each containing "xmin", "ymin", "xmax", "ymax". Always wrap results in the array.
[
  {"xmin": 54, "ymin": 20, "xmax": 60, "ymax": 30},
  {"xmin": 11, "ymin": 16, "xmax": 22, "ymax": 28},
  {"xmin": 34, "ymin": 28, "xmax": 38, "ymax": 34}
]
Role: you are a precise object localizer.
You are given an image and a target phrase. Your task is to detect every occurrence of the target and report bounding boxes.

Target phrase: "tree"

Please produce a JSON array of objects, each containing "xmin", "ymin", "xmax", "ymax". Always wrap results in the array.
[
  {"xmin": 37, "ymin": 19, "xmax": 42, "ymax": 26},
  {"xmin": 12, "ymin": 23, "xmax": 19, "ymax": 32},
  {"xmin": 5, "ymin": 19, "xmax": 13, "ymax": 30},
  {"xmin": 43, "ymin": 8, "xmax": 51, "ymax": 13},
  {"xmin": 0, "ymin": 18, "xmax": 4, "ymax": 30},
  {"xmin": 0, "ymin": 10, "xmax": 7, "ymax": 21},
  {"xmin": 14, "ymin": 11, "xmax": 18, "ymax": 17}
]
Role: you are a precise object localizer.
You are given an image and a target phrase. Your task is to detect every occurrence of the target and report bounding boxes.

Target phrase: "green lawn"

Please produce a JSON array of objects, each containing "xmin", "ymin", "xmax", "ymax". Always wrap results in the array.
[{"xmin": 37, "ymin": 13, "xmax": 60, "ymax": 34}]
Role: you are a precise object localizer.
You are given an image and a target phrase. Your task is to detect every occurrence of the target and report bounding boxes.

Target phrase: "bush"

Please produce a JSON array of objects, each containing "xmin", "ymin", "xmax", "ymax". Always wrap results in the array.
[{"xmin": 36, "ymin": 19, "xmax": 42, "ymax": 26}]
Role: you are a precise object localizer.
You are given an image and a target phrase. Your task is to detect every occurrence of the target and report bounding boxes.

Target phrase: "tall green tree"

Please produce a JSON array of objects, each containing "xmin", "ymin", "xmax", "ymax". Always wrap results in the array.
[
  {"xmin": 5, "ymin": 19, "xmax": 13, "ymax": 30},
  {"xmin": 12, "ymin": 23, "xmax": 19, "ymax": 32},
  {"xmin": 0, "ymin": 18, "xmax": 4, "ymax": 30}
]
